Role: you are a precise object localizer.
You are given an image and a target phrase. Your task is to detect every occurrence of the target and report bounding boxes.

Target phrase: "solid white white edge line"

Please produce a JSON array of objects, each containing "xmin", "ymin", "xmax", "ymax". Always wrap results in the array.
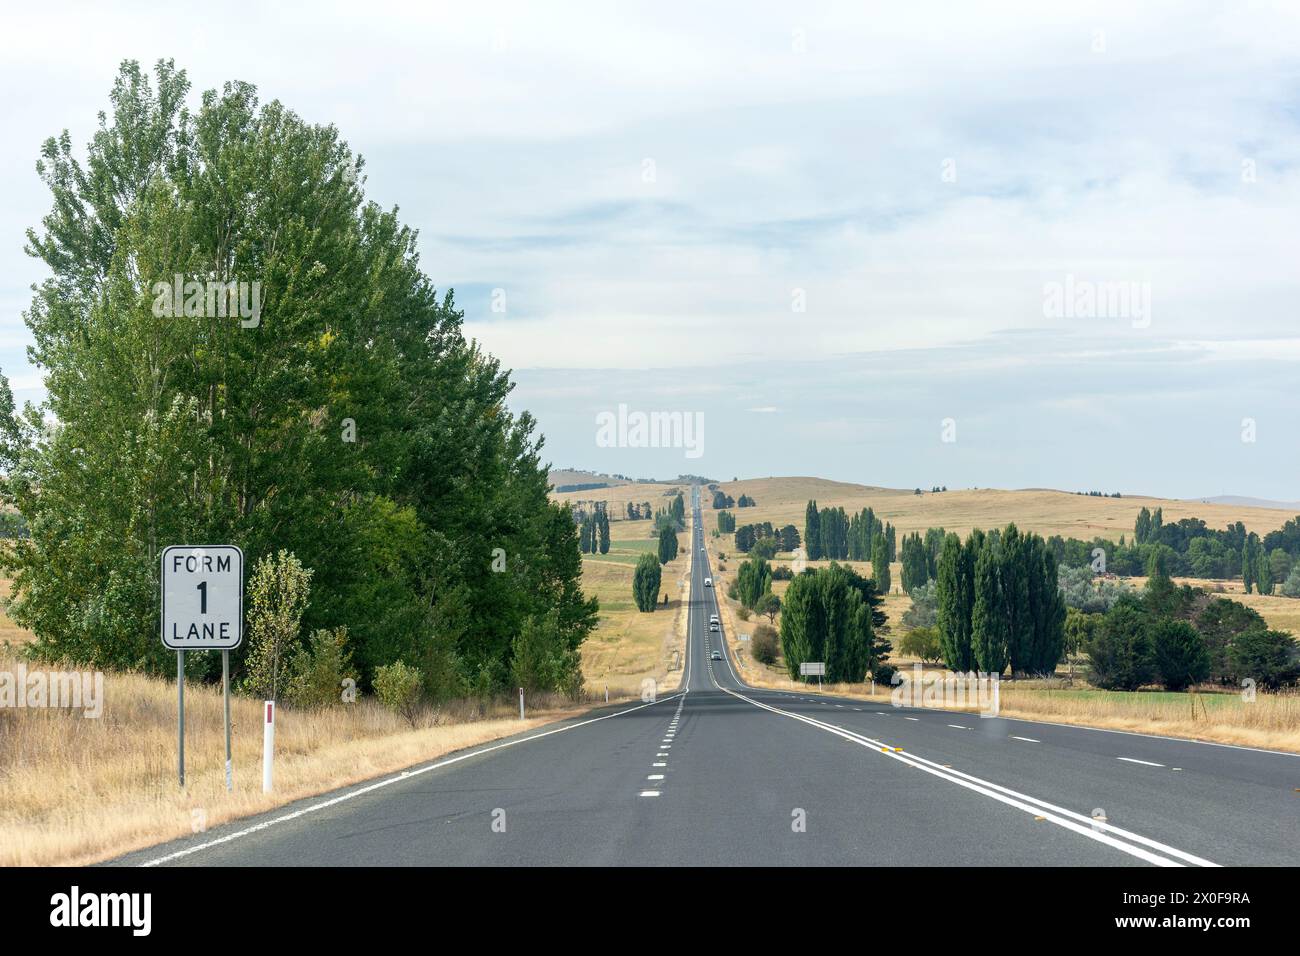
[
  {"xmin": 694, "ymin": 557, "xmax": 1217, "ymax": 869},
  {"xmin": 139, "ymin": 689, "xmax": 686, "ymax": 867}
]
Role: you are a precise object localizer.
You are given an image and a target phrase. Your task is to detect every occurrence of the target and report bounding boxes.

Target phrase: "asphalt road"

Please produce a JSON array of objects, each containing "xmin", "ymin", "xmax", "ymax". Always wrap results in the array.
[{"xmin": 116, "ymin": 491, "xmax": 1300, "ymax": 867}]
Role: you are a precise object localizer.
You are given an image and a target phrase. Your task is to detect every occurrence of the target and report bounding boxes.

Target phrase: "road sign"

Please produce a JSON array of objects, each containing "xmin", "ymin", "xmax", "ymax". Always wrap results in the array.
[
  {"xmin": 799, "ymin": 662, "xmax": 826, "ymax": 676},
  {"xmin": 162, "ymin": 545, "xmax": 244, "ymax": 650}
]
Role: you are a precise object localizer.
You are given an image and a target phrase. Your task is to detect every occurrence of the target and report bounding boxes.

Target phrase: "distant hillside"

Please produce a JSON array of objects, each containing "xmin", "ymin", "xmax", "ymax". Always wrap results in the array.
[
  {"xmin": 547, "ymin": 469, "xmax": 634, "ymax": 491},
  {"xmin": 705, "ymin": 477, "xmax": 1296, "ymax": 541},
  {"xmin": 1188, "ymin": 495, "xmax": 1300, "ymax": 513}
]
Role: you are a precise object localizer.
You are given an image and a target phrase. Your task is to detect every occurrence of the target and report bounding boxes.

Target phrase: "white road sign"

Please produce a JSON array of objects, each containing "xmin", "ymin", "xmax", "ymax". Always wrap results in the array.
[
  {"xmin": 162, "ymin": 545, "xmax": 244, "ymax": 650},
  {"xmin": 799, "ymin": 662, "xmax": 826, "ymax": 676}
]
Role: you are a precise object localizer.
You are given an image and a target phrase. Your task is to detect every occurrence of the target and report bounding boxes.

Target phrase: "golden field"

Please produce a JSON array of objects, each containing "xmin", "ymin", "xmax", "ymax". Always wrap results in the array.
[
  {"xmin": 708, "ymin": 476, "xmax": 1296, "ymax": 542},
  {"xmin": 575, "ymin": 500, "xmax": 692, "ymax": 698}
]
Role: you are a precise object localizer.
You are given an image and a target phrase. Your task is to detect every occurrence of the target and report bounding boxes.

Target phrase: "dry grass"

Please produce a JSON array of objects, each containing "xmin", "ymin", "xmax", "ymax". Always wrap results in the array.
[
  {"xmin": 575, "ymin": 506, "xmax": 692, "ymax": 698},
  {"xmin": 710, "ymin": 477, "xmax": 1296, "ymax": 544},
  {"xmin": 0, "ymin": 650, "xmax": 598, "ymax": 866}
]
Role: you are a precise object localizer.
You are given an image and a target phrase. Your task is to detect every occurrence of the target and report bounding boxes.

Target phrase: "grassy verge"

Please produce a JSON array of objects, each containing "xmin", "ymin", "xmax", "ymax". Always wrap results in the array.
[{"xmin": 0, "ymin": 649, "xmax": 606, "ymax": 866}]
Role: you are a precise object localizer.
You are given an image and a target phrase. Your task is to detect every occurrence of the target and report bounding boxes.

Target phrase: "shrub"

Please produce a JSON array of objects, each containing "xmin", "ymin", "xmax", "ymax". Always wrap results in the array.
[
  {"xmin": 1085, "ymin": 599, "xmax": 1156, "ymax": 691},
  {"xmin": 771, "ymin": 565, "xmax": 793, "ymax": 581},
  {"xmin": 375, "ymin": 661, "xmax": 424, "ymax": 726},
  {"xmin": 284, "ymin": 627, "xmax": 355, "ymax": 709},
  {"xmin": 1151, "ymin": 619, "xmax": 1210, "ymax": 691},
  {"xmin": 899, "ymin": 625, "xmax": 942, "ymax": 663},
  {"xmin": 1228, "ymin": 629, "xmax": 1300, "ymax": 689},
  {"xmin": 872, "ymin": 663, "xmax": 898, "ymax": 687},
  {"xmin": 1280, "ymin": 566, "xmax": 1300, "ymax": 598},
  {"xmin": 900, "ymin": 581, "xmax": 937, "ymax": 630},
  {"xmin": 751, "ymin": 624, "xmax": 779, "ymax": 665},
  {"xmin": 737, "ymin": 607, "xmax": 751, "ymax": 621}
]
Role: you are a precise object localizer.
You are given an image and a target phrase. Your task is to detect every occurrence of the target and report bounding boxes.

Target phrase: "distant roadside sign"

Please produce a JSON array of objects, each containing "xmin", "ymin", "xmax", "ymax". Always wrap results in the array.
[
  {"xmin": 162, "ymin": 545, "xmax": 244, "ymax": 650},
  {"xmin": 800, "ymin": 662, "xmax": 826, "ymax": 676}
]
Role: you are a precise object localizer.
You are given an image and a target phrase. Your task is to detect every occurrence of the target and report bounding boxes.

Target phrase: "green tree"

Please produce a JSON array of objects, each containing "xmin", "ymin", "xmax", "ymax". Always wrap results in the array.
[
  {"xmin": 1086, "ymin": 598, "xmax": 1156, "ymax": 691},
  {"xmin": 4, "ymin": 60, "xmax": 598, "ymax": 696},
  {"xmin": 736, "ymin": 557, "xmax": 773, "ymax": 609},
  {"xmin": 971, "ymin": 536, "xmax": 1007, "ymax": 675},
  {"xmin": 871, "ymin": 532, "xmax": 891, "ymax": 595},
  {"xmin": 935, "ymin": 532, "xmax": 975, "ymax": 671},
  {"xmin": 779, "ymin": 563, "xmax": 876, "ymax": 683},
  {"xmin": 657, "ymin": 525, "xmax": 679, "ymax": 565},
  {"xmin": 756, "ymin": 591, "xmax": 781, "ymax": 623},
  {"xmin": 804, "ymin": 500, "xmax": 822, "ymax": 561},
  {"xmin": 242, "ymin": 550, "xmax": 314, "ymax": 701},
  {"xmin": 633, "ymin": 552, "xmax": 662, "ymax": 612},
  {"xmin": 1151, "ymin": 618, "xmax": 1210, "ymax": 691},
  {"xmin": 1228, "ymin": 630, "xmax": 1299, "ymax": 689}
]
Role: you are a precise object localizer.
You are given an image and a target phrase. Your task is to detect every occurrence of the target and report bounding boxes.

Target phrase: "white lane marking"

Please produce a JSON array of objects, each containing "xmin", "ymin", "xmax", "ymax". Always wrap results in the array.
[
  {"xmin": 1011, "ymin": 736, "xmax": 1040, "ymax": 743},
  {"xmin": 696, "ymin": 592, "xmax": 1213, "ymax": 868},
  {"xmin": 904, "ymin": 716, "xmax": 919, "ymax": 721},
  {"xmin": 948, "ymin": 724, "xmax": 970, "ymax": 730},
  {"xmin": 657, "ymin": 752, "xmax": 669, "ymax": 757},
  {"xmin": 640, "ymin": 790, "xmax": 661, "ymax": 797},
  {"xmin": 139, "ymin": 689, "xmax": 687, "ymax": 867},
  {"xmin": 647, "ymin": 774, "xmax": 664, "ymax": 780},
  {"xmin": 714, "ymin": 685, "xmax": 1217, "ymax": 868},
  {"xmin": 1118, "ymin": 757, "xmax": 1165, "ymax": 767},
  {"xmin": 653, "ymin": 762, "xmax": 666, "ymax": 767}
]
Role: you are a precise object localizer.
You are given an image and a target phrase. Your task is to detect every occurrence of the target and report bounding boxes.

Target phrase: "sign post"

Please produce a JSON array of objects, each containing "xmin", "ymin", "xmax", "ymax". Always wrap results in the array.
[
  {"xmin": 177, "ymin": 651, "xmax": 185, "ymax": 787},
  {"xmin": 162, "ymin": 545, "xmax": 244, "ymax": 791},
  {"xmin": 800, "ymin": 661, "xmax": 826, "ymax": 690}
]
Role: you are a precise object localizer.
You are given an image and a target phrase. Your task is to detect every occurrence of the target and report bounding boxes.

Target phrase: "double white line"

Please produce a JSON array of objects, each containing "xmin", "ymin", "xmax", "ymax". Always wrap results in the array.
[{"xmin": 716, "ymin": 684, "xmax": 1218, "ymax": 868}]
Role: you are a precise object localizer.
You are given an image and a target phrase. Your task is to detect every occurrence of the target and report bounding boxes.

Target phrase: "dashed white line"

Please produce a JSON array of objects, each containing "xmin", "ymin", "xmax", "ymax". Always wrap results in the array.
[
  {"xmin": 1011, "ymin": 736, "xmax": 1040, "ymax": 743},
  {"xmin": 640, "ymin": 790, "xmax": 661, "ymax": 797},
  {"xmin": 1117, "ymin": 757, "xmax": 1165, "ymax": 767}
]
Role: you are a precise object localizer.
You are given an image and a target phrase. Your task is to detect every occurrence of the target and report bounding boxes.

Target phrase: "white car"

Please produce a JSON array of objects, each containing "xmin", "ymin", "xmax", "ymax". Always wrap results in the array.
[
  {"xmin": 709, "ymin": 622, "xmax": 719, "ymax": 632},
  {"xmin": 704, "ymin": 577, "xmax": 712, "ymax": 587},
  {"xmin": 710, "ymin": 651, "xmax": 722, "ymax": 661}
]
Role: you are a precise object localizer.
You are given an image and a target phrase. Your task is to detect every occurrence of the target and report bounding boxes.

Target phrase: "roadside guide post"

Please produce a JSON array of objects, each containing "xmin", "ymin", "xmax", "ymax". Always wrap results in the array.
[{"xmin": 161, "ymin": 545, "xmax": 244, "ymax": 790}]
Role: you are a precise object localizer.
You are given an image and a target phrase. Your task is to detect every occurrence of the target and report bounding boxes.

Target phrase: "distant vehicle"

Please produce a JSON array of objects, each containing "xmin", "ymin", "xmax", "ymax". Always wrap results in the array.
[
  {"xmin": 711, "ymin": 651, "xmax": 722, "ymax": 661},
  {"xmin": 704, "ymin": 577, "xmax": 712, "ymax": 587},
  {"xmin": 709, "ymin": 622, "xmax": 719, "ymax": 631},
  {"xmin": 709, "ymin": 614, "xmax": 718, "ymax": 623}
]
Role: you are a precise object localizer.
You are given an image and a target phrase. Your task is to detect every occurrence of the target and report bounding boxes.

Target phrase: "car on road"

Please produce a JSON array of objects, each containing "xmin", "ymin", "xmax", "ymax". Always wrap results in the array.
[
  {"xmin": 710, "ymin": 651, "xmax": 722, "ymax": 661},
  {"xmin": 704, "ymin": 577, "xmax": 712, "ymax": 587},
  {"xmin": 709, "ymin": 622, "xmax": 719, "ymax": 631}
]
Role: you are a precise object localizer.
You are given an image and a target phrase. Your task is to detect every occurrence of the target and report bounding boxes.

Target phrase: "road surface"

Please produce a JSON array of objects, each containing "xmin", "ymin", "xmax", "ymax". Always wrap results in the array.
[{"xmin": 116, "ymin": 490, "xmax": 1299, "ymax": 867}]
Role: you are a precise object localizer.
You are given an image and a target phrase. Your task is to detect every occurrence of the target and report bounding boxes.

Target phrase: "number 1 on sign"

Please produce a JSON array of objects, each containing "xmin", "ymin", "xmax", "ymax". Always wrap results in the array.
[{"xmin": 197, "ymin": 580, "xmax": 207, "ymax": 614}]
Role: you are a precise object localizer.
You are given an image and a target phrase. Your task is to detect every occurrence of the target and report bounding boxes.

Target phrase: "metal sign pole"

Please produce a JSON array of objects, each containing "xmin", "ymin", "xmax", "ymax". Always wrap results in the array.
[
  {"xmin": 223, "ymin": 649, "xmax": 233, "ymax": 791},
  {"xmin": 177, "ymin": 650, "xmax": 185, "ymax": 788}
]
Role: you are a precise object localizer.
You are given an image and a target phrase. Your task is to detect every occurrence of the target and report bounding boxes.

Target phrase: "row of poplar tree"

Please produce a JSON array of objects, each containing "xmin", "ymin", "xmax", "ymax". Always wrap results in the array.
[{"xmin": 934, "ymin": 525, "xmax": 1066, "ymax": 676}]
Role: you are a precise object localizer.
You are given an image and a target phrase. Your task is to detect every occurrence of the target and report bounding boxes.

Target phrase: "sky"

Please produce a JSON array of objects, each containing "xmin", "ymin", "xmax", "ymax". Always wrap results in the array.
[{"xmin": 2, "ymin": 2, "xmax": 1299, "ymax": 498}]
